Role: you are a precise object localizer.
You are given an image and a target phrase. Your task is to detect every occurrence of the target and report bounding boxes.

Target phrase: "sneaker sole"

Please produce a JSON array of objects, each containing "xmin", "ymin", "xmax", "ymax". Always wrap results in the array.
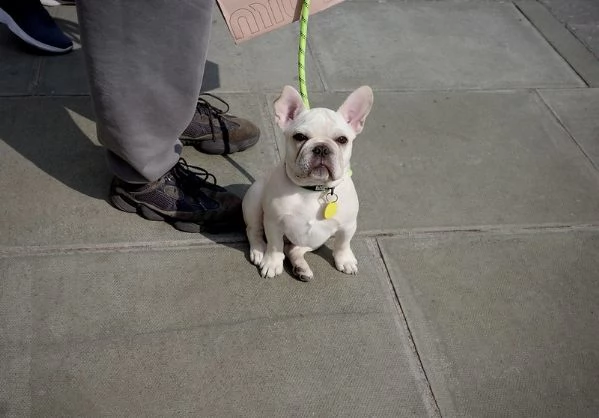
[
  {"xmin": 0, "ymin": 8, "xmax": 73, "ymax": 53},
  {"xmin": 111, "ymin": 193, "xmax": 205, "ymax": 233},
  {"xmin": 111, "ymin": 192, "xmax": 241, "ymax": 234},
  {"xmin": 180, "ymin": 134, "xmax": 260, "ymax": 155}
]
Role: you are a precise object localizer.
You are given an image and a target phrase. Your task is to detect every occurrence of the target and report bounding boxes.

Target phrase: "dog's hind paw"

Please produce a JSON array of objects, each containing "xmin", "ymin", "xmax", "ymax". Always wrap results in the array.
[{"xmin": 293, "ymin": 265, "xmax": 314, "ymax": 282}]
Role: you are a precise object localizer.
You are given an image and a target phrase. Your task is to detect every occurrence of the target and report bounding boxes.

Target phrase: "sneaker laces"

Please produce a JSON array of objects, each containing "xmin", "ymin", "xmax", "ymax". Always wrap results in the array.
[
  {"xmin": 196, "ymin": 94, "xmax": 234, "ymax": 141},
  {"xmin": 172, "ymin": 158, "xmax": 225, "ymax": 193},
  {"xmin": 197, "ymin": 93, "xmax": 230, "ymax": 115}
]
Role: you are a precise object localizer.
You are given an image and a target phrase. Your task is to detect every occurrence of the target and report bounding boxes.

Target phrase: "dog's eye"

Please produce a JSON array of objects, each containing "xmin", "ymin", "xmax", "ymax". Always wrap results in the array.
[
  {"xmin": 336, "ymin": 136, "xmax": 348, "ymax": 145},
  {"xmin": 293, "ymin": 133, "xmax": 309, "ymax": 142}
]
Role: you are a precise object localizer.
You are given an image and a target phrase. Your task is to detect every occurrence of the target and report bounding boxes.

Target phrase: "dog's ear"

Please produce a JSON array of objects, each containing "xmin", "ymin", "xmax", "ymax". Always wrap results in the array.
[
  {"xmin": 274, "ymin": 86, "xmax": 305, "ymax": 130},
  {"xmin": 338, "ymin": 86, "xmax": 374, "ymax": 134}
]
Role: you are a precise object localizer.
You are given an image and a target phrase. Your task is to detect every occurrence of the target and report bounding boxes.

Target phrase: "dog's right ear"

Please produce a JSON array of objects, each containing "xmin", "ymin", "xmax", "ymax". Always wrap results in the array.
[
  {"xmin": 274, "ymin": 86, "xmax": 305, "ymax": 130},
  {"xmin": 338, "ymin": 86, "xmax": 373, "ymax": 135}
]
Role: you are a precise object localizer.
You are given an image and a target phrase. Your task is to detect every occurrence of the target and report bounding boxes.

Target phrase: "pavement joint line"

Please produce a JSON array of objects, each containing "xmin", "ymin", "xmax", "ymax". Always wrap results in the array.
[
  {"xmin": 534, "ymin": 89, "xmax": 599, "ymax": 173},
  {"xmin": 302, "ymin": 86, "xmax": 589, "ymax": 94},
  {"xmin": 0, "ymin": 238, "xmax": 246, "ymax": 258},
  {"xmin": 516, "ymin": 0, "xmax": 599, "ymax": 62},
  {"xmin": 258, "ymin": 93, "xmax": 284, "ymax": 162},
  {"xmin": 513, "ymin": 1, "xmax": 588, "ymax": 87},
  {"xmin": 367, "ymin": 238, "xmax": 443, "ymax": 418},
  {"xmin": 32, "ymin": 310, "xmax": 387, "ymax": 350},
  {"xmin": 513, "ymin": 0, "xmax": 599, "ymax": 87},
  {"xmin": 1, "ymin": 86, "xmax": 591, "ymax": 100},
  {"xmin": 222, "ymin": 155, "xmax": 256, "ymax": 183},
  {"xmin": 562, "ymin": 21, "xmax": 599, "ymax": 61},
  {"xmin": 358, "ymin": 222, "xmax": 599, "ymax": 238},
  {"xmin": 28, "ymin": 56, "xmax": 43, "ymax": 95},
  {"xmin": 2, "ymin": 223, "xmax": 598, "ymax": 258},
  {"xmin": 307, "ymin": 37, "xmax": 330, "ymax": 92}
]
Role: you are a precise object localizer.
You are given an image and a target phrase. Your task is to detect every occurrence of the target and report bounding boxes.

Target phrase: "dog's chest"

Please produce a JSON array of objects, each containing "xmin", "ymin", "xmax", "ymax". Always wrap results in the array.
[
  {"xmin": 267, "ymin": 193, "xmax": 342, "ymax": 248},
  {"xmin": 282, "ymin": 207, "xmax": 338, "ymax": 248}
]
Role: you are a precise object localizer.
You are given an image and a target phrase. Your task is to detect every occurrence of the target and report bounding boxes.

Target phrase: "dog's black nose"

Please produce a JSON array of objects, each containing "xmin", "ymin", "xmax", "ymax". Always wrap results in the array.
[{"xmin": 312, "ymin": 145, "xmax": 330, "ymax": 156}]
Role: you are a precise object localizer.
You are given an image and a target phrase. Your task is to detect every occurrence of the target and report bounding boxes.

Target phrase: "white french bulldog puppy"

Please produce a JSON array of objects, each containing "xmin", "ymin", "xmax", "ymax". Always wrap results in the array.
[{"xmin": 242, "ymin": 85, "xmax": 373, "ymax": 281}]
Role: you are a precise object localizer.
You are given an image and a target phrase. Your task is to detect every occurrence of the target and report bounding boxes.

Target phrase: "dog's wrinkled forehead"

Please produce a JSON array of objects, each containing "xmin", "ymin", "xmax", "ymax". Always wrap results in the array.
[{"xmin": 288, "ymin": 108, "xmax": 355, "ymax": 139}]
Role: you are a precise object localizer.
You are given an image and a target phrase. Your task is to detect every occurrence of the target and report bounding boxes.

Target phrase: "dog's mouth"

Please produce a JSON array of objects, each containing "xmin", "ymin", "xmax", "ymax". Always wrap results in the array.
[
  {"xmin": 309, "ymin": 161, "xmax": 332, "ymax": 179},
  {"xmin": 296, "ymin": 155, "xmax": 339, "ymax": 182}
]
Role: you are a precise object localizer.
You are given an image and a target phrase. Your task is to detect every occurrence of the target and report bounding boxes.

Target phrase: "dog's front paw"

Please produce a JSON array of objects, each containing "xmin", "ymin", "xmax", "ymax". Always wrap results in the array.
[
  {"xmin": 334, "ymin": 250, "xmax": 358, "ymax": 275},
  {"xmin": 249, "ymin": 243, "xmax": 266, "ymax": 266},
  {"xmin": 259, "ymin": 253, "xmax": 285, "ymax": 278}
]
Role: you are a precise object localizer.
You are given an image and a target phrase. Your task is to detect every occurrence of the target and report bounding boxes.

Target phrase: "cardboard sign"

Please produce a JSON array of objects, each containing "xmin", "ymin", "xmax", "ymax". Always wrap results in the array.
[{"xmin": 216, "ymin": 0, "xmax": 345, "ymax": 43}]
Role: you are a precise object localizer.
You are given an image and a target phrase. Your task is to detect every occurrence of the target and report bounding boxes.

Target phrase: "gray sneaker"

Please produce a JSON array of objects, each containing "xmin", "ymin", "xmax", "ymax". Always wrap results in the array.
[
  {"xmin": 110, "ymin": 159, "xmax": 242, "ymax": 233},
  {"xmin": 180, "ymin": 94, "xmax": 260, "ymax": 155}
]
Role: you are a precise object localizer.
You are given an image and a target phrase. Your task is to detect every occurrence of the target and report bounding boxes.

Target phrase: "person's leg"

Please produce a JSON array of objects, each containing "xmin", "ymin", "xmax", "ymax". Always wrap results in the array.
[
  {"xmin": 77, "ymin": 0, "xmax": 244, "ymax": 232},
  {"xmin": 77, "ymin": 0, "xmax": 213, "ymax": 183}
]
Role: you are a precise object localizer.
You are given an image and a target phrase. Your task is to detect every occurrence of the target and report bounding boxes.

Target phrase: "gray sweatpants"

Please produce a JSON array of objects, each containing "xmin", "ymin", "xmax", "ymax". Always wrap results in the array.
[{"xmin": 76, "ymin": 0, "xmax": 214, "ymax": 183}]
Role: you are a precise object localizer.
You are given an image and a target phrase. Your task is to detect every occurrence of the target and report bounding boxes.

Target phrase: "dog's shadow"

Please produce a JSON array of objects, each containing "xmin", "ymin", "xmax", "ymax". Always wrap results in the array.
[
  {"xmin": 211, "ymin": 236, "xmax": 338, "ymax": 283},
  {"xmin": 232, "ymin": 238, "xmax": 337, "ymax": 283},
  {"xmin": 208, "ymin": 208, "xmax": 336, "ymax": 283}
]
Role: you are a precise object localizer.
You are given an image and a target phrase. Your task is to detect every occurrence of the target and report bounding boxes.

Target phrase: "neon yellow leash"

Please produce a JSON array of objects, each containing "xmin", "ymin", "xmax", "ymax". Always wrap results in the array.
[
  {"xmin": 298, "ymin": 0, "xmax": 311, "ymax": 109},
  {"xmin": 298, "ymin": 1, "xmax": 351, "ymax": 220}
]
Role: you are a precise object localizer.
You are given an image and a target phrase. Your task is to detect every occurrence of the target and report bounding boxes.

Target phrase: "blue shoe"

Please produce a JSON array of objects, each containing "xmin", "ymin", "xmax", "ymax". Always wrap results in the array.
[{"xmin": 0, "ymin": 1, "xmax": 72, "ymax": 54}]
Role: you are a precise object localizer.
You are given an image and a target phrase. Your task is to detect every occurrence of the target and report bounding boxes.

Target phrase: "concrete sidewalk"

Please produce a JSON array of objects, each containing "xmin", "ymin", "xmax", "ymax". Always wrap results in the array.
[{"xmin": 1, "ymin": 0, "xmax": 598, "ymax": 416}]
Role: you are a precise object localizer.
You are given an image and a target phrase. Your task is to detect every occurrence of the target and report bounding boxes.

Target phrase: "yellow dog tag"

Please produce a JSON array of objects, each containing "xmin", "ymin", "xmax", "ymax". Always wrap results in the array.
[{"xmin": 323, "ymin": 201, "xmax": 338, "ymax": 219}]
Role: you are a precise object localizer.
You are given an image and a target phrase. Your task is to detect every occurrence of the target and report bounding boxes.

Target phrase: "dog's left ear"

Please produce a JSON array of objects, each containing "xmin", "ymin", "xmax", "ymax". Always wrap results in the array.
[{"xmin": 338, "ymin": 86, "xmax": 374, "ymax": 134}]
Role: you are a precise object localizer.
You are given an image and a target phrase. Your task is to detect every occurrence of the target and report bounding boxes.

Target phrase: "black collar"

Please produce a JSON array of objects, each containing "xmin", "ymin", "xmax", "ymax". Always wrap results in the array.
[
  {"xmin": 285, "ymin": 163, "xmax": 350, "ymax": 195},
  {"xmin": 301, "ymin": 184, "xmax": 335, "ymax": 193}
]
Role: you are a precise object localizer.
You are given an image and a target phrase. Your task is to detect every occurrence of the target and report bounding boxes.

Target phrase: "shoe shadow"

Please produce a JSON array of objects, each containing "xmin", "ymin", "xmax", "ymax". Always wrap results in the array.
[
  {"xmin": 1, "ymin": 11, "xmax": 225, "ymax": 203},
  {"xmin": 54, "ymin": 17, "xmax": 81, "ymax": 46},
  {"xmin": 201, "ymin": 60, "xmax": 221, "ymax": 92},
  {"xmin": 224, "ymin": 182, "xmax": 252, "ymax": 201},
  {"xmin": 210, "ymin": 213, "xmax": 337, "ymax": 283},
  {"xmin": 0, "ymin": 12, "xmax": 110, "ymax": 201},
  {"xmin": 0, "ymin": 96, "xmax": 111, "ymax": 201}
]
